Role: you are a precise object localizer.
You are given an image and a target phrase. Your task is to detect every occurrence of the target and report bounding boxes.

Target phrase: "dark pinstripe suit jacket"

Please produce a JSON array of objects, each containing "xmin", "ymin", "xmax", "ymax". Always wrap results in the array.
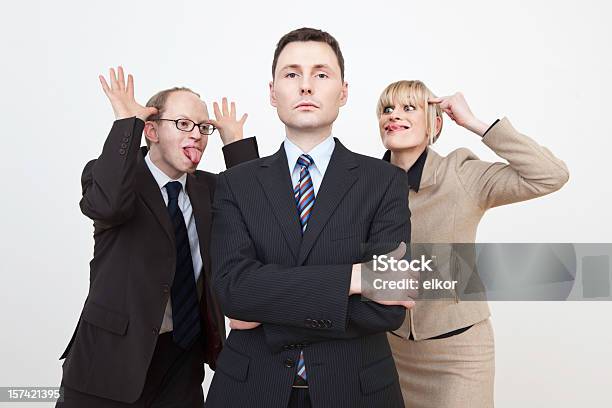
[{"xmin": 207, "ymin": 139, "xmax": 411, "ymax": 407}]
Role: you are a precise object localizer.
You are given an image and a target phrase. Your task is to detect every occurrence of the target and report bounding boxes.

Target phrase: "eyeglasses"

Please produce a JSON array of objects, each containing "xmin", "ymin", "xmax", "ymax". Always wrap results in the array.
[{"xmin": 156, "ymin": 118, "xmax": 216, "ymax": 135}]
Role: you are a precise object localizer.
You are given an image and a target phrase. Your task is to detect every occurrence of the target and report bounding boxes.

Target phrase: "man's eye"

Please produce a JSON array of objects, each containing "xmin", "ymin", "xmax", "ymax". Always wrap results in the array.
[
  {"xmin": 382, "ymin": 106, "xmax": 394, "ymax": 114},
  {"xmin": 316, "ymin": 73, "xmax": 328, "ymax": 79},
  {"xmin": 404, "ymin": 105, "xmax": 416, "ymax": 112},
  {"xmin": 286, "ymin": 73, "xmax": 298, "ymax": 78},
  {"xmin": 178, "ymin": 120, "xmax": 191, "ymax": 129}
]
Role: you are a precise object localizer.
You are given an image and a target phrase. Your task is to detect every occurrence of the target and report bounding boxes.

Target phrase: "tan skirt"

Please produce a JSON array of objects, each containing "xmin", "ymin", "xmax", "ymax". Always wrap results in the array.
[{"xmin": 387, "ymin": 318, "xmax": 495, "ymax": 408}]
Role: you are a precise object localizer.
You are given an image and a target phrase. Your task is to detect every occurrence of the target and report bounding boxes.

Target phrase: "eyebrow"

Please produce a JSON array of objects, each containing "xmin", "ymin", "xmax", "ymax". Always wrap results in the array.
[
  {"xmin": 279, "ymin": 64, "xmax": 333, "ymax": 71},
  {"xmin": 175, "ymin": 114, "xmax": 208, "ymax": 124}
]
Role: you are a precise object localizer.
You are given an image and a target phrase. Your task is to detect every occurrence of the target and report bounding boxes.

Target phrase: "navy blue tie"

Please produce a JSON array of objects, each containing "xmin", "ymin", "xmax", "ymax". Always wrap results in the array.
[{"xmin": 165, "ymin": 181, "xmax": 201, "ymax": 349}]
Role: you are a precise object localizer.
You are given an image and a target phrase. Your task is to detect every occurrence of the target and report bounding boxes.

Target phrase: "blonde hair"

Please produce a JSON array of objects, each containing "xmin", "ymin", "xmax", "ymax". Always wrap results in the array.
[
  {"xmin": 144, "ymin": 87, "xmax": 201, "ymax": 148},
  {"xmin": 376, "ymin": 80, "xmax": 443, "ymax": 144}
]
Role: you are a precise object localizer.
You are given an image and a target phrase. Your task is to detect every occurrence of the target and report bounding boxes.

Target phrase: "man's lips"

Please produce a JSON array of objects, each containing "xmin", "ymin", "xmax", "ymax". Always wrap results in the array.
[{"xmin": 294, "ymin": 100, "xmax": 320, "ymax": 110}]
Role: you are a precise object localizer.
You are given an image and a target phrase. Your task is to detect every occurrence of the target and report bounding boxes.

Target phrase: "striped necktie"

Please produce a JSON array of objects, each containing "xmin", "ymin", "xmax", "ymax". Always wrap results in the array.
[
  {"xmin": 293, "ymin": 154, "xmax": 314, "ymax": 385},
  {"xmin": 294, "ymin": 154, "xmax": 315, "ymax": 233},
  {"xmin": 165, "ymin": 181, "xmax": 201, "ymax": 349}
]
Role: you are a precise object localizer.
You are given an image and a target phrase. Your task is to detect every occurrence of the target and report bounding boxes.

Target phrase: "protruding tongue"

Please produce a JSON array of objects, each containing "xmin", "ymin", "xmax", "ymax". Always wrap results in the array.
[{"xmin": 183, "ymin": 147, "xmax": 202, "ymax": 164}]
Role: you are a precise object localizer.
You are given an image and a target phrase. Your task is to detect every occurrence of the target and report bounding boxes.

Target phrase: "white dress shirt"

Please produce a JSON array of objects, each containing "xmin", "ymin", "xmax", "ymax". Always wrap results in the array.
[
  {"xmin": 145, "ymin": 153, "xmax": 203, "ymax": 334},
  {"xmin": 283, "ymin": 134, "xmax": 336, "ymax": 195}
]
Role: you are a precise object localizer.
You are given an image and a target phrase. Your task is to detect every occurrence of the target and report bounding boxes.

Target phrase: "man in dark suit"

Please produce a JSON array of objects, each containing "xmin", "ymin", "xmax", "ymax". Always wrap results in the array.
[
  {"xmin": 206, "ymin": 28, "xmax": 414, "ymax": 408},
  {"xmin": 56, "ymin": 67, "xmax": 259, "ymax": 407}
]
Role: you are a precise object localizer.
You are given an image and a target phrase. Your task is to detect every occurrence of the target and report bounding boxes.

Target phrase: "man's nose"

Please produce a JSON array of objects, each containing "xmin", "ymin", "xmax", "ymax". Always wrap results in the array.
[
  {"xmin": 189, "ymin": 126, "xmax": 202, "ymax": 139},
  {"xmin": 300, "ymin": 78, "xmax": 313, "ymax": 95}
]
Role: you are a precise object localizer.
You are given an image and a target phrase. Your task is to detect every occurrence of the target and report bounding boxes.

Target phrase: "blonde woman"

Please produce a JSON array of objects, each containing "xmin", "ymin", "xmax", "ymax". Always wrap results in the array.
[{"xmin": 377, "ymin": 80, "xmax": 569, "ymax": 407}]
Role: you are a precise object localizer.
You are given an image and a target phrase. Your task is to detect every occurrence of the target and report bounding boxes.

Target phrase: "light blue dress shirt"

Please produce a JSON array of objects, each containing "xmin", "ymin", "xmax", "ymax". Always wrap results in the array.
[{"xmin": 283, "ymin": 134, "xmax": 336, "ymax": 196}]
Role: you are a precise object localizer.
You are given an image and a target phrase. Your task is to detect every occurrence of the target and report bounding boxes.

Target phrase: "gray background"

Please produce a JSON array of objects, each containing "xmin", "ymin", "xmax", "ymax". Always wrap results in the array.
[{"xmin": 1, "ymin": 0, "xmax": 611, "ymax": 406}]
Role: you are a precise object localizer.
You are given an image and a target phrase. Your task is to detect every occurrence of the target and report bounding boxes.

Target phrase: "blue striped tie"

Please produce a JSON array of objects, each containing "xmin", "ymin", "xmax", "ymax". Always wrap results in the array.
[
  {"xmin": 294, "ymin": 154, "xmax": 315, "ymax": 233},
  {"xmin": 293, "ymin": 154, "xmax": 314, "ymax": 385},
  {"xmin": 165, "ymin": 181, "xmax": 201, "ymax": 349}
]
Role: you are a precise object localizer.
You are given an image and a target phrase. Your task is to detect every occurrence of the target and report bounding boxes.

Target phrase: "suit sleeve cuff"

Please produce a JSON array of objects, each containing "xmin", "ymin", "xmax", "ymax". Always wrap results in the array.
[
  {"xmin": 222, "ymin": 137, "xmax": 259, "ymax": 169},
  {"xmin": 482, "ymin": 119, "xmax": 501, "ymax": 138}
]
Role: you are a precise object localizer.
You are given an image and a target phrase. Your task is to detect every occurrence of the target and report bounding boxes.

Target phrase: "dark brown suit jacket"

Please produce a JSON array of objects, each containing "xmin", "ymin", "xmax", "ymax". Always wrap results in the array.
[{"xmin": 59, "ymin": 117, "xmax": 258, "ymax": 403}]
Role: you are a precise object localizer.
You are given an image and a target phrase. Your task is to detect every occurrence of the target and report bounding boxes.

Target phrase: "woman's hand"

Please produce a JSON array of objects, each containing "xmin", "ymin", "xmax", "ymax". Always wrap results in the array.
[
  {"xmin": 207, "ymin": 97, "xmax": 248, "ymax": 145},
  {"xmin": 99, "ymin": 66, "xmax": 158, "ymax": 122},
  {"xmin": 429, "ymin": 92, "xmax": 489, "ymax": 136}
]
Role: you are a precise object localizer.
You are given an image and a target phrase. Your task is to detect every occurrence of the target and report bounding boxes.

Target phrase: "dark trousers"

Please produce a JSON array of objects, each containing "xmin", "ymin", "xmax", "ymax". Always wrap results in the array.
[
  {"xmin": 287, "ymin": 387, "xmax": 311, "ymax": 408},
  {"xmin": 57, "ymin": 333, "xmax": 205, "ymax": 408}
]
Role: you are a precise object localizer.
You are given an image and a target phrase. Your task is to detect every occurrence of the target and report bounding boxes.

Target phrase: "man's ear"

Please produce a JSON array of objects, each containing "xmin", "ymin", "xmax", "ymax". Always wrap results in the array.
[
  {"xmin": 144, "ymin": 121, "xmax": 159, "ymax": 145},
  {"xmin": 269, "ymin": 80, "xmax": 277, "ymax": 107},
  {"xmin": 339, "ymin": 81, "xmax": 349, "ymax": 107}
]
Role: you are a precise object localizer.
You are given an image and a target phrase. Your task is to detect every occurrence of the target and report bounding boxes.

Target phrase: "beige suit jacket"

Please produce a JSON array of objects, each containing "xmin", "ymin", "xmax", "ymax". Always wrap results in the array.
[{"xmin": 394, "ymin": 117, "xmax": 569, "ymax": 340}]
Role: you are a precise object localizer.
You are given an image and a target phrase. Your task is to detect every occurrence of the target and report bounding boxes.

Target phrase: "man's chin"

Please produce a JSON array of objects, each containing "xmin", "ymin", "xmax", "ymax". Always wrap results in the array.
[{"xmin": 284, "ymin": 117, "xmax": 330, "ymax": 131}]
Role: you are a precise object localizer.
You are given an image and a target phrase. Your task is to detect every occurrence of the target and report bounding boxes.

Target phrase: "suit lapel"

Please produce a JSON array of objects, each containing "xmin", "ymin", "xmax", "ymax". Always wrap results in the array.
[
  {"xmin": 256, "ymin": 146, "xmax": 302, "ymax": 261},
  {"xmin": 419, "ymin": 147, "xmax": 441, "ymax": 190},
  {"xmin": 136, "ymin": 150, "xmax": 175, "ymax": 246},
  {"xmin": 297, "ymin": 139, "xmax": 359, "ymax": 265}
]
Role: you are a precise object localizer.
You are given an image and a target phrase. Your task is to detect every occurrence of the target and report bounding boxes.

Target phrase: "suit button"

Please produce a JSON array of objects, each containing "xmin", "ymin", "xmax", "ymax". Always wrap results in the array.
[
  {"xmin": 162, "ymin": 284, "xmax": 170, "ymax": 294},
  {"xmin": 119, "ymin": 149, "xmax": 126, "ymax": 155},
  {"xmin": 120, "ymin": 143, "xmax": 128, "ymax": 149},
  {"xmin": 284, "ymin": 358, "xmax": 295, "ymax": 368},
  {"xmin": 304, "ymin": 318, "xmax": 312, "ymax": 327},
  {"xmin": 122, "ymin": 137, "xmax": 129, "ymax": 143},
  {"xmin": 152, "ymin": 327, "xmax": 159, "ymax": 334},
  {"xmin": 325, "ymin": 319, "xmax": 332, "ymax": 327}
]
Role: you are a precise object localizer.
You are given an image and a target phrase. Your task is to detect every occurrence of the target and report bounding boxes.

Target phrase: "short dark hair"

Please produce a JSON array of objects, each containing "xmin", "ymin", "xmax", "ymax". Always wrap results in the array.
[{"xmin": 272, "ymin": 27, "xmax": 345, "ymax": 81}]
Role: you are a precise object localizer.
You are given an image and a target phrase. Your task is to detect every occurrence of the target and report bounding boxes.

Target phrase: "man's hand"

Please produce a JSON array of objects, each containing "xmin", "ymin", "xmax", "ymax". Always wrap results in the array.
[
  {"xmin": 207, "ymin": 97, "xmax": 248, "ymax": 145},
  {"xmin": 429, "ymin": 92, "xmax": 489, "ymax": 136},
  {"xmin": 349, "ymin": 242, "xmax": 416, "ymax": 309},
  {"xmin": 229, "ymin": 318, "xmax": 261, "ymax": 330},
  {"xmin": 99, "ymin": 66, "xmax": 158, "ymax": 122}
]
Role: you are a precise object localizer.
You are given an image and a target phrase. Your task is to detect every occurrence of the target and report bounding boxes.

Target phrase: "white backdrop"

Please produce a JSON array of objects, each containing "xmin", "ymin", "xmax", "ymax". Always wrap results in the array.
[{"xmin": 1, "ymin": 0, "xmax": 611, "ymax": 406}]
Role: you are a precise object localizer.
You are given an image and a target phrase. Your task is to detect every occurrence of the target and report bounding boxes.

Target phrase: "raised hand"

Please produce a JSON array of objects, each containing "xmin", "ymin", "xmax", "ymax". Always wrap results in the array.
[
  {"xmin": 99, "ymin": 66, "xmax": 158, "ymax": 122},
  {"xmin": 207, "ymin": 97, "xmax": 248, "ymax": 145},
  {"xmin": 429, "ymin": 92, "xmax": 489, "ymax": 136}
]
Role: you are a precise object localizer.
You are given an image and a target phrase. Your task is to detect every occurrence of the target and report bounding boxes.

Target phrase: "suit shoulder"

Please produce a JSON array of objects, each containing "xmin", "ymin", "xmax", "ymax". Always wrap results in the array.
[
  {"xmin": 352, "ymin": 152, "xmax": 404, "ymax": 178},
  {"xmin": 193, "ymin": 169, "xmax": 218, "ymax": 186},
  {"xmin": 221, "ymin": 155, "xmax": 269, "ymax": 178},
  {"xmin": 447, "ymin": 147, "xmax": 481, "ymax": 163}
]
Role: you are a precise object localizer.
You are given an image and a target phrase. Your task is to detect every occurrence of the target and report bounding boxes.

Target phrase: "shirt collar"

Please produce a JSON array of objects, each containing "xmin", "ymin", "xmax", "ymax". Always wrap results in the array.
[
  {"xmin": 382, "ymin": 148, "xmax": 428, "ymax": 192},
  {"xmin": 284, "ymin": 134, "xmax": 336, "ymax": 175},
  {"xmin": 145, "ymin": 152, "xmax": 187, "ymax": 192}
]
